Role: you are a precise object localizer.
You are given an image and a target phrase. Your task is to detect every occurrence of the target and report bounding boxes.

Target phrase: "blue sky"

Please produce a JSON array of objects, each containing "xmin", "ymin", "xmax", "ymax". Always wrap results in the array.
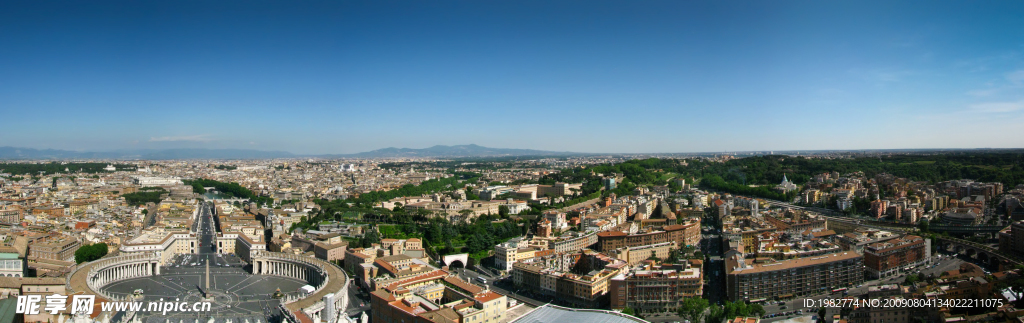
[{"xmin": 2, "ymin": 1, "xmax": 1023, "ymax": 154}]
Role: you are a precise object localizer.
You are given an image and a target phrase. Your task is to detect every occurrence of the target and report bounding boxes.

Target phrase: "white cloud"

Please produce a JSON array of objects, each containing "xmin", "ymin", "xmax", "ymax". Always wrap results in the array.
[
  {"xmin": 968, "ymin": 100, "xmax": 1024, "ymax": 113},
  {"xmin": 149, "ymin": 135, "xmax": 213, "ymax": 142}
]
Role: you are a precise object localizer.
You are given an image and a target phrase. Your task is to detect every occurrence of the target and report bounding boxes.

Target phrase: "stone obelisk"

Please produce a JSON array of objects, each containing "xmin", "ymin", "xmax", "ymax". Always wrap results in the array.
[{"xmin": 204, "ymin": 262, "xmax": 211, "ymax": 301}]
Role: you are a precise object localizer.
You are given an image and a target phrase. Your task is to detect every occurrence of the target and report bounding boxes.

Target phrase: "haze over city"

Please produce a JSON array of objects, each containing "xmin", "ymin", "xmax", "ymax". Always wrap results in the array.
[
  {"xmin": 5, "ymin": 2, "xmax": 1024, "ymax": 323},
  {"xmin": 2, "ymin": 0, "xmax": 1024, "ymax": 154}
]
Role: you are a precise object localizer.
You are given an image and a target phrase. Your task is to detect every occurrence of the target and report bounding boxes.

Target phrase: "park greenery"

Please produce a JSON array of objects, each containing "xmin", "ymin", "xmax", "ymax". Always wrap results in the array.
[
  {"xmin": 121, "ymin": 187, "xmax": 167, "ymax": 205},
  {"xmin": 692, "ymin": 152, "xmax": 1024, "ymax": 188},
  {"xmin": 297, "ymin": 195, "xmax": 529, "ymax": 260},
  {"xmin": 341, "ymin": 173, "xmax": 478, "ymax": 208},
  {"xmin": 704, "ymin": 301, "xmax": 766, "ymax": 323},
  {"xmin": 557, "ymin": 152, "xmax": 1024, "ymax": 202},
  {"xmin": 213, "ymin": 165, "xmax": 237, "ymax": 170},
  {"xmin": 184, "ymin": 178, "xmax": 273, "ymax": 206},
  {"xmin": 74, "ymin": 243, "xmax": 109, "ymax": 264},
  {"xmin": 285, "ymin": 170, "xmax": 538, "ymax": 259},
  {"xmin": 0, "ymin": 162, "xmax": 134, "ymax": 175}
]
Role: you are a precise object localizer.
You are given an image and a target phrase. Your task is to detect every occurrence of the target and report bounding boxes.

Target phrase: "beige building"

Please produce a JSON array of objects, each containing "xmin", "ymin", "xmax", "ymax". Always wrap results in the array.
[
  {"xmin": 610, "ymin": 260, "xmax": 703, "ymax": 314},
  {"xmin": 607, "ymin": 241, "xmax": 677, "ymax": 266},
  {"xmin": 28, "ymin": 235, "xmax": 81, "ymax": 262},
  {"xmin": 314, "ymin": 242, "xmax": 348, "ymax": 262},
  {"xmin": 512, "ymin": 249, "xmax": 627, "ymax": 308}
]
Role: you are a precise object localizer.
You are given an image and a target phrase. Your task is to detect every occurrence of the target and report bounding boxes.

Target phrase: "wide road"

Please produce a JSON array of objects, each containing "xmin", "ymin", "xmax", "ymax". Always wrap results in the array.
[
  {"xmin": 702, "ymin": 213, "xmax": 726, "ymax": 306},
  {"xmin": 196, "ymin": 202, "xmax": 219, "ymax": 265}
]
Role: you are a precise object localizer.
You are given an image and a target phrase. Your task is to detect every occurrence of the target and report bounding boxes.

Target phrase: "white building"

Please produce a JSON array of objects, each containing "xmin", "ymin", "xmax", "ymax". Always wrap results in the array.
[
  {"xmin": 497, "ymin": 198, "xmax": 529, "ymax": 215},
  {"xmin": 543, "ymin": 212, "xmax": 568, "ymax": 231},
  {"xmin": 132, "ymin": 176, "xmax": 182, "ymax": 186},
  {"xmin": 777, "ymin": 175, "xmax": 798, "ymax": 193},
  {"xmin": 0, "ymin": 253, "xmax": 23, "ymax": 277}
]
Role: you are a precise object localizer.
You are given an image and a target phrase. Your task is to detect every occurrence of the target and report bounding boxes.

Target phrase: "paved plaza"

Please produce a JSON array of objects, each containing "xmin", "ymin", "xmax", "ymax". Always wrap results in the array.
[
  {"xmin": 101, "ymin": 254, "xmax": 309, "ymax": 321},
  {"xmin": 99, "ymin": 205, "xmax": 310, "ymax": 322}
]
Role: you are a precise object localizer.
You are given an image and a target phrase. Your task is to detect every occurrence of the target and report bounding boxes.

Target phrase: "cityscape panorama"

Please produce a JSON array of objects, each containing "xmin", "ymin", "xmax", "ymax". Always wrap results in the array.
[{"xmin": 1, "ymin": 1, "xmax": 1024, "ymax": 323}]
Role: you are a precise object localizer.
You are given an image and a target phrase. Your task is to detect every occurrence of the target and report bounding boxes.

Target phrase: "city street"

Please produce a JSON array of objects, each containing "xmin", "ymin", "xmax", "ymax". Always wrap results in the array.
[
  {"xmin": 345, "ymin": 279, "xmax": 371, "ymax": 318},
  {"xmin": 702, "ymin": 216, "xmax": 725, "ymax": 305},
  {"xmin": 454, "ymin": 268, "xmax": 550, "ymax": 307}
]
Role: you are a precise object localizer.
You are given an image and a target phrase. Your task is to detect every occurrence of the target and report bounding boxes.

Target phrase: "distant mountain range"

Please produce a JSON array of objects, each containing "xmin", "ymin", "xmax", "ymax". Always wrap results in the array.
[
  {"xmin": 330, "ymin": 144, "xmax": 580, "ymax": 158},
  {"xmin": 0, "ymin": 145, "xmax": 583, "ymax": 160}
]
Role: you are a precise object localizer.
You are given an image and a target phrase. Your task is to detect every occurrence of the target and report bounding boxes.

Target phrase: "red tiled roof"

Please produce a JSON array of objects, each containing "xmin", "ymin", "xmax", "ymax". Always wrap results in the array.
[
  {"xmin": 384, "ymin": 269, "xmax": 449, "ymax": 291},
  {"xmin": 443, "ymin": 276, "xmax": 483, "ymax": 294},
  {"xmin": 292, "ymin": 310, "xmax": 314, "ymax": 323},
  {"xmin": 375, "ymin": 258, "xmax": 396, "ymax": 273},
  {"xmin": 474, "ymin": 291, "xmax": 503, "ymax": 303}
]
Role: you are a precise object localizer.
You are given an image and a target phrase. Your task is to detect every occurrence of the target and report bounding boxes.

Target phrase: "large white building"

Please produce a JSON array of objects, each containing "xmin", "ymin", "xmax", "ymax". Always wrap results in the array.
[
  {"xmin": 0, "ymin": 253, "xmax": 23, "ymax": 277},
  {"xmin": 495, "ymin": 237, "xmax": 531, "ymax": 271},
  {"xmin": 777, "ymin": 174, "xmax": 798, "ymax": 193},
  {"xmin": 132, "ymin": 176, "xmax": 183, "ymax": 186}
]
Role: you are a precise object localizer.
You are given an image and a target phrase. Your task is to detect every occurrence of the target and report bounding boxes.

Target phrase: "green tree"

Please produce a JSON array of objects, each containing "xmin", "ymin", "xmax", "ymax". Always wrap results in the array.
[
  {"xmin": 669, "ymin": 181, "xmax": 682, "ymax": 192},
  {"xmin": 722, "ymin": 301, "xmax": 753, "ymax": 319},
  {"xmin": 750, "ymin": 304, "xmax": 765, "ymax": 317},
  {"xmin": 621, "ymin": 307, "xmax": 636, "ymax": 317},
  {"xmin": 918, "ymin": 219, "xmax": 930, "ymax": 232},
  {"xmin": 905, "ymin": 274, "xmax": 920, "ymax": 285},
  {"xmin": 679, "ymin": 297, "xmax": 709, "ymax": 323},
  {"xmin": 707, "ymin": 304, "xmax": 725, "ymax": 323},
  {"xmin": 74, "ymin": 243, "xmax": 109, "ymax": 264},
  {"xmin": 361, "ymin": 229, "xmax": 381, "ymax": 248}
]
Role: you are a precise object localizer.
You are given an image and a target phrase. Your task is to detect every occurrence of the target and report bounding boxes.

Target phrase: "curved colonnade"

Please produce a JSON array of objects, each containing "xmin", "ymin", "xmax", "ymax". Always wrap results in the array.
[
  {"xmin": 68, "ymin": 250, "xmax": 350, "ymax": 323},
  {"xmin": 250, "ymin": 250, "xmax": 349, "ymax": 323},
  {"xmin": 81, "ymin": 252, "xmax": 162, "ymax": 301}
]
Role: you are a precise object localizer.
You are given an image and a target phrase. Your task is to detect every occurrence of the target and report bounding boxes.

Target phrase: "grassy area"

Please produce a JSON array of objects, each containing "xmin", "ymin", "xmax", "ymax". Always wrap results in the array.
[
  {"xmin": 469, "ymin": 250, "xmax": 489, "ymax": 260},
  {"xmin": 972, "ymin": 165, "xmax": 1002, "ymax": 170},
  {"xmin": 378, "ymin": 225, "xmax": 420, "ymax": 239},
  {"xmin": 900, "ymin": 161, "xmax": 936, "ymax": 165},
  {"xmin": 339, "ymin": 211, "xmax": 362, "ymax": 220},
  {"xmin": 655, "ymin": 172, "xmax": 678, "ymax": 183}
]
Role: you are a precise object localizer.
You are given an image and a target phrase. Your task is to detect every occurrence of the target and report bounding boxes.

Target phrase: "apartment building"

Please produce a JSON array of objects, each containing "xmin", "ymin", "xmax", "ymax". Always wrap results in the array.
[
  {"xmin": 596, "ymin": 219, "xmax": 700, "ymax": 251},
  {"xmin": 609, "ymin": 260, "xmax": 703, "ymax": 314},
  {"xmin": 606, "ymin": 241, "xmax": 677, "ymax": 266},
  {"xmin": 0, "ymin": 208, "xmax": 20, "ymax": 223},
  {"xmin": 725, "ymin": 251, "xmax": 864, "ymax": 302},
  {"xmin": 512, "ymin": 249, "xmax": 627, "ymax": 308},
  {"xmin": 536, "ymin": 230, "xmax": 598, "ymax": 253},
  {"xmin": 314, "ymin": 242, "xmax": 347, "ymax": 262},
  {"xmin": 28, "ymin": 235, "xmax": 81, "ymax": 262},
  {"xmin": 371, "ymin": 275, "xmax": 507, "ymax": 323},
  {"xmin": 998, "ymin": 220, "xmax": 1024, "ymax": 257},
  {"xmin": 863, "ymin": 235, "xmax": 930, "ymax": 279},
  {"xmin": 763, "ymin": 213, "xmax": 826, "ymax": 235}
]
